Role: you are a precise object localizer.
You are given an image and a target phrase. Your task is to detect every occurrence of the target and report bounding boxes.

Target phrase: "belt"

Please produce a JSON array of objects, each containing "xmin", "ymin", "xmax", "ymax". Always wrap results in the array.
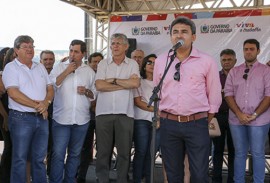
[
  {"xmin": 160, "ymin": 111, "xmax": 208, "ymax": 122},
  {"xmin": 10, "ymin": 109, "xmax": 42, "ymax": 117}
]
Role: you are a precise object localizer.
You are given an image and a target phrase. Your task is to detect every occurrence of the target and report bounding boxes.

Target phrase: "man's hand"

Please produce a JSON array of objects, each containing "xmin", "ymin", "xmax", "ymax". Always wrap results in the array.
[
  {"xmin": 236, "ymin": 112, "xmax": 253, "ymax": 125},
  {"xmin": 35, "ymin": 100, "xmax": 49, "ymax": 114},
  {"xmin": 77, "ymin": 86, "xmax": 87, "ymax": 95},
  {"xmin": 130, "ymin": 73, "xmax": 139, "ymax": 79},
  {"xmin": 66, "ymin": 62, "xmax": 76, "ymax": 74},
  {"xmin": 42, "ymin": 111, "xmax": 48, "ymax": 120}
]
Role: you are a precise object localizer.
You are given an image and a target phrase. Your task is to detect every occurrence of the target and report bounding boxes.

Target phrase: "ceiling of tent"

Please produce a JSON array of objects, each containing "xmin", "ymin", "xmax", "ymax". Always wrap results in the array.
[{"xmin": 60, "ymin": 0, "xmax": 270, "ymax": 21}]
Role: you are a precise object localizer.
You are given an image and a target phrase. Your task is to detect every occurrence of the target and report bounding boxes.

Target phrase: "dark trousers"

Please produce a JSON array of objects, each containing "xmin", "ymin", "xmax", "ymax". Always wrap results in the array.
[
  {"xmin": 0, "ymin": 117, "xmax": 12, "ymax": 183},
  {"xmin": 212, "ymin": 113, "xmax": 234, "ymax": 183},
  {"xmin": 160, "ymin": 117, "xmax": 210, "ymax": 183},
  {"xmin": 46, "ymin": 116, "xmax": 53, "ymax": 176},
  {"xmin": 96, "ymin": 114, "xmax": 134, "ymax": 183},
  {"xmin": 77, "ymin": 119, "xmax": 96, "ymax": 181},
  {"xmin": 132, "ymin": 120, "xmax": 161, "ymax": 183}
]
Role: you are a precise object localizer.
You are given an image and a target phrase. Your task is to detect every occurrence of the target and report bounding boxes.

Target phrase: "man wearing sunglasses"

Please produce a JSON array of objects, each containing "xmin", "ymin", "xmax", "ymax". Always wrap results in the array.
[
  {"xmin": 153, "ymin": 16, "xmax": 221, "ymax": 183},
  {"xmin": 224, "ymin": 39, "xmax": 270, "ymax": 182}
]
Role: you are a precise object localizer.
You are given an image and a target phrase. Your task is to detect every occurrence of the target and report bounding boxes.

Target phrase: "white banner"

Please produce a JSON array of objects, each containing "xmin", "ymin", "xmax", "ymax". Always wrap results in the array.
[{"xmin": 109, "ymin": 10, "xmax": 270, "ymax": 68}]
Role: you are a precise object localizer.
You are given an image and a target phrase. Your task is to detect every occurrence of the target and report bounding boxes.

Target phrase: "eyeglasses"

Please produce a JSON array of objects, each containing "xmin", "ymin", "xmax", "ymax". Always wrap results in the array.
[
  {"xmin": 19, "ymin": 46, "xmax": 35, "ymax": 50},
  {"xmin": 111, "ymin": 42, "xmax": 124, "ymax": 46},
  {"xmin": 146, "ymin": 60, "xmax": 154, "ymax": 65},
  {"xmin": 243, "ymin": 68, "xmax": 250, "ymax": 80},
  {"xmin": 174, "ymin": 62, "xmax": 181, "ymax": 81}
]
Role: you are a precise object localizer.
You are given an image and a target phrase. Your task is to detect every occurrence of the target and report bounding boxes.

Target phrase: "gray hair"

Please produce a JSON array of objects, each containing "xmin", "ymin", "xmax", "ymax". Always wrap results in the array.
[
  {"xmin": 40, "ymin": 50, "xmax": 55, "ymax": 59},
  {"xmin": 14, "ymin": 35, "xmax": 34, "ymax": 49},
  {"xmin": 110, "ymin": 33, "xmax": 129, "ymax": 46}
]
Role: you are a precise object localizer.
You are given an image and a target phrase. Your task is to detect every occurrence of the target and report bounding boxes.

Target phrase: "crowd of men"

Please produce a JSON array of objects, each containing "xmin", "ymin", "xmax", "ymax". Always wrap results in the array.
[{"xmin": 0, "ymin": 16, "xmax": 270, "ymax": 183}]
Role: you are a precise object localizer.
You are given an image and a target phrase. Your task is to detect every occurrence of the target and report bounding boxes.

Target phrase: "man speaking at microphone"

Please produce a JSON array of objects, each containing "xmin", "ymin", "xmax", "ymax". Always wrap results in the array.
[{"xmin": 153, "ymin": 16, "xmax": 221, "ymax": 182}]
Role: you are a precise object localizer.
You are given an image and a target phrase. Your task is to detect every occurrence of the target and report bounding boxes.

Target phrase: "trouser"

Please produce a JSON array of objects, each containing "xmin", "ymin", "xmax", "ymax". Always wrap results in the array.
[{"xmin": 95, "ymin": 114, "xmax": 134, "ymax": 183}]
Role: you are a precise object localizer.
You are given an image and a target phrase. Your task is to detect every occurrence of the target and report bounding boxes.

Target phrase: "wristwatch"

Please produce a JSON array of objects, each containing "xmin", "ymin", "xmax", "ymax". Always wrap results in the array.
[
  {"xmin": 252, "ymin": 112, "xmax": 258, "ymax": 117},
  {"xmin": 85, "ymin": 89, "xmax": 89, "ymax": 96},
  {"xmin": 112, "ymin": 78, "xmax": 117, "ymax": 85}
]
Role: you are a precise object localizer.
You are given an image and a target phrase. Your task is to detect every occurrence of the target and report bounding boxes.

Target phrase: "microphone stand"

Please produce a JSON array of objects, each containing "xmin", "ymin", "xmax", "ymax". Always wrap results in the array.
[{"xmin": 148, "ymin": 50, "xmax": 176, "ymax": 183}]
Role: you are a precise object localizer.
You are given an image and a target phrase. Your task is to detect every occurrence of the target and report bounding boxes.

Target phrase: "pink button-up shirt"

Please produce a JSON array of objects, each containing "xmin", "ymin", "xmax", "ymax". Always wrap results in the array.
[
  {"xmin": 153, "ymin": 47, "xmax": 222, "ymax": 116},
  {"xmin": 224, "ymin": 61, "xmax": 270, "ymax": 126}
]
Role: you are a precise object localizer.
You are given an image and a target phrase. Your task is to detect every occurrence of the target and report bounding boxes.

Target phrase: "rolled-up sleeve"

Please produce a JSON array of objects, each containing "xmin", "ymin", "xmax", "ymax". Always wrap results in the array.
[
  {"xmin": 206, "ymin": 58, "xmax": 222, "ymax": 113},
  {"xmin": 224, "ymin": 70, "xmax": 234, "ymax": 97}
]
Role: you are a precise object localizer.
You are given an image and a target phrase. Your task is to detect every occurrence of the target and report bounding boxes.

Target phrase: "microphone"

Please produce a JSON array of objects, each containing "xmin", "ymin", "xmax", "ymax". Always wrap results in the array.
[
  {"xmin": 70, "ymin": 59, "xmax": 75, "ymax": 73},
  {"xmin": 170, "ymin": 39, "xmax": 184, "ymax": 52}
]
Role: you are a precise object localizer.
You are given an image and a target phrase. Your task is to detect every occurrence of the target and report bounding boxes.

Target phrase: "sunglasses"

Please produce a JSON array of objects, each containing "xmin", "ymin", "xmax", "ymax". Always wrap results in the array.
[
  {"xmin": 146, "ymin": 60, "xmax": 155, "ymax": 65},
  {"xmin": 243, "ymin": 68, "xmax": 250, "ymax": 80},
  {"xmin": 174, "ymin": 62, "xmax": 181, "ymax": 81}
]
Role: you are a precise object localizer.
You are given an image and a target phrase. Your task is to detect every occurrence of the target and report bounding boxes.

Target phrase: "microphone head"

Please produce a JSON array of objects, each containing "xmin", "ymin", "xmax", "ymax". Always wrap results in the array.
[{"xmin": 173, "ymin": 39, "xmax": 184, "ymax": 51}]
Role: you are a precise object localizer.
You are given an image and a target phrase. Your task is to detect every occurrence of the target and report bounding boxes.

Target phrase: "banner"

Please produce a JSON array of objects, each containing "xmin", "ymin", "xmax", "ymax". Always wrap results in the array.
[{"xmin": 109, "ymin": 9, "xmax": 270, "ymax": 68}]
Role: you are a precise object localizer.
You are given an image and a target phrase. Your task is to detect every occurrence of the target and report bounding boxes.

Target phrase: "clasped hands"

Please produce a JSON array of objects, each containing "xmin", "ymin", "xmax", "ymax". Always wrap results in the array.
[
  {"xmin": 34, "ymin": 100, "xmax": 50, "ymax": 120},
  {"xmin": 237, "ymin": 112, "xmax": 257, "ymax": 125}
]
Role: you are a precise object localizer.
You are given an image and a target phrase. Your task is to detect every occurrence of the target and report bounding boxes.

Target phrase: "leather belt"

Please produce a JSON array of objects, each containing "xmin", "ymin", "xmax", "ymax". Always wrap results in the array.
[
  {"xmin": 10, "ymin": 109, "xmax": 42, "ymax": 117},
  {"xmin": 160, "ymin": 111, "xmax": 208, "ymax": 122}
]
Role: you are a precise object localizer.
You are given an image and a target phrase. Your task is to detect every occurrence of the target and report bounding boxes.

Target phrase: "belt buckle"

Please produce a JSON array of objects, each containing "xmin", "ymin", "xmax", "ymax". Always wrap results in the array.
[
  {"xmin": 178, "ymin": 115, "xmax": 190, "ymax": 122},
  {"xmin": 178, "ymin": 115, "xmax": 181, "ymax": 122}
]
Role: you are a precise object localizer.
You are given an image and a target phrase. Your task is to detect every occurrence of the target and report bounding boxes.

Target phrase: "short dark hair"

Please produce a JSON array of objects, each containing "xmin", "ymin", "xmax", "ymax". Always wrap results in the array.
[
  {"xmin": 243, "ymin": 39, "xmax": 260, "ymax": 50},
  {"xmin": 70, "ymin": 39, "xmax": 86, "ymax": 53},
  {"xmin": 140, "ymin": 54, "xmax": 157, "ymax": 79},
  {"xmin": 170, "ymin": 16, "xmax": 196, "ymax": 35},
  {"xmin": 88, "ymin": 52, "xmax": 103, "ymax": 63},
  {"xmin": 220, "ymin": 49, "xmax": 236, "ymax": 57}
]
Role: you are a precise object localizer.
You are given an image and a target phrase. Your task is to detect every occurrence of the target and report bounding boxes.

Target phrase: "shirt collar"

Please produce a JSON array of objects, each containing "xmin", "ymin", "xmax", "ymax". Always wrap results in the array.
[
  {"xmin": 242, "ymin": 60, "xmax": 259, "ymax": 68},
  {"xmin": 15, "ymin": 58, "xmax": 38, "ymax": 69},
  {"xmin": 107, "ymin": 56, "xmax": 129, "ymax": 64},
  {"xmin": 168, "ymin": 47, "xmax": 200, "ymax": 61}
]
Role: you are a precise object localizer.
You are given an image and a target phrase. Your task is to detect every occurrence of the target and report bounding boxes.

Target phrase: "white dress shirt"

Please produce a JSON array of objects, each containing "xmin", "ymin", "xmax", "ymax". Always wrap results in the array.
[
  {"xmin": 95, "ymin": 56, "xmax": 140, "ymax": 118},
  {"xmin": 2, "ymin": 59, "xmax": 52, "ymax": 112},
  {"xmin": 50, "ymin": 61, "xmax": 96, "ymax": 125}
]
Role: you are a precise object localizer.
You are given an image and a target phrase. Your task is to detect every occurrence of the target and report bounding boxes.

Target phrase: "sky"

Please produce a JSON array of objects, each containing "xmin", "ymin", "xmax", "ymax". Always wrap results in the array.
[{"xmin": 0, "ymin": 0, "xmax": 84, "ymax": 51}]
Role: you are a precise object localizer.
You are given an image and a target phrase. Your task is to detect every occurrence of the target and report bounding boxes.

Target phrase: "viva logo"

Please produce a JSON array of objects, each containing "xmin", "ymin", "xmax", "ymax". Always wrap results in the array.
[{"xmin": 236, "ymin": 22, "xmax": 254, "ymax": 28}]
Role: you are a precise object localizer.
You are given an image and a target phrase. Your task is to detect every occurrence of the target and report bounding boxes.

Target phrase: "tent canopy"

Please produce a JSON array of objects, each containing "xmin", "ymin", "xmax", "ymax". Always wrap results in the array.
[{"xmin": 60, "ymin": 0, "xmax": 270, "ymax": 21}]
